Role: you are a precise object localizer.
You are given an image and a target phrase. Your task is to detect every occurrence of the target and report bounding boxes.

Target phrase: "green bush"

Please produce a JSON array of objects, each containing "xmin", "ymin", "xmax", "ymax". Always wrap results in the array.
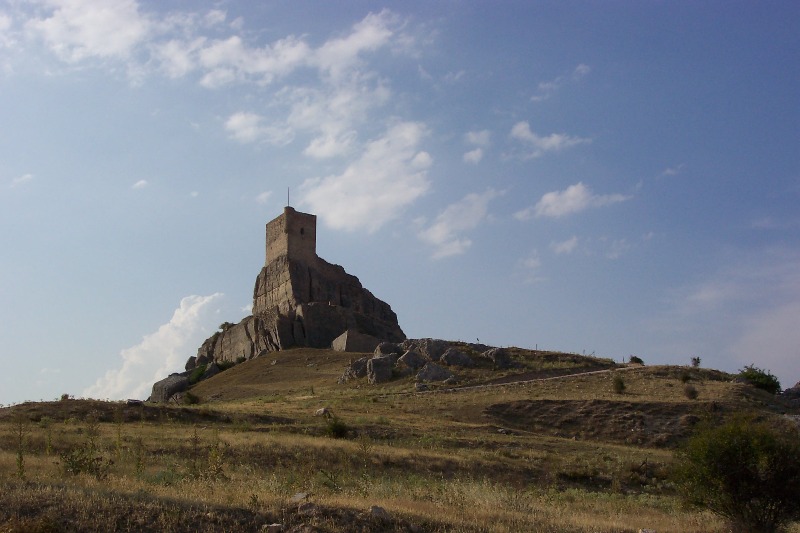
[
  {"xmin": 612, "ymin": 375, "xmax": 625, "ymax": 394},
  {"xmin": 683, "ymin": 384, "xmax": 698, "ymax": 400},
  {"xmin": 674, "ymin": 416, "xmax": 800, "ymax": 533},
  {"xmin": 325, "ymin": 417, "xmax": 350, "ymax": 439},
  {"xmin": 628, "ymin": 355, "xmax": 644, "ymax": 365},
  {"xmin": 737, "ymin": 365, "xmax": 781, "ymax": 394},
  {"xmin": 188, "ymin": 364, "xmax": 208, "ymax": 385}
]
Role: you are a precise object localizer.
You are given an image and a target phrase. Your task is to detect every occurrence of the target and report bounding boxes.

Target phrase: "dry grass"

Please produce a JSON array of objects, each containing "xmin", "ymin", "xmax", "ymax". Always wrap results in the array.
[{"xmin": 1, "ymin": 349, "xmax": 798, "ymax": 532}]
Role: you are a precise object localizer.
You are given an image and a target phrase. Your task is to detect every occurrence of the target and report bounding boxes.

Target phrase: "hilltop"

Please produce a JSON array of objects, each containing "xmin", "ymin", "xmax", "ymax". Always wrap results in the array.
[{"xmin": 2, "ymin": 344, "xmax": 798, "ymax": 532}]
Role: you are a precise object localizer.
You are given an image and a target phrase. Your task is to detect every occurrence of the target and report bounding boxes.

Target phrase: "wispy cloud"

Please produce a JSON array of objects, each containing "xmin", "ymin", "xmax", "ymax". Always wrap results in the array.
[
  {"xmin": 551, "ymin": 236, "xmax": 579, "ymax": 255},
  {"xmin": 531, "ymin": 63, "xmax": 591, "ymax": 102},
  {"xmin": 83, "ymin": 293, "xmax": 223, "ymax": 400},
  {"xmin": 418, "ymin": 188, "xmax": 501, "ymax": 259},
  {"xmin": 301, "ymin": 121, "xmax": 431, "ymax": 233},
  {"xmin": 255, "ymin": 191, "xmax": 272, "ymax": 204},
  {"xmin": 224, "ymin": 111, "xmax": 293, "ymax": 145},
  {"xmin": 515, "ymin": 182, "xmax": 630, "ymax": 220},
  {"xmin": 509, "ymin": 121, "xmax": 590, "ymax": 159},
  {"xmin": 518, "ymin": 250, "xmax": 545, "ymax": 284},
  {"xmin": 10, "ymin": 173, "xmax": 33, "ymax": 188},
  {"xmin": 463, "ymin": 129, "xmax": 490, "ymax": 164},
  {"xmin": 131, "ymin": 179, "xmax": 148, "ymax": 189}
]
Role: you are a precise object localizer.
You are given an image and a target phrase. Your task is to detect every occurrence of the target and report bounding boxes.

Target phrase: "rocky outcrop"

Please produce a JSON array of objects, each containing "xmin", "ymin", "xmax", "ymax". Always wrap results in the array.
[
  {"xmin": 416, "ymin": 363, "xmax": 454, "ymax": 382},
  {"xmin": 149, "ymin": 374, "xmax": 189, "ymax": 403},
  {"xmin": 440, "ymin": 348, "xmax": 475, "ymax": 367},
  {"xmin": 367, "ymin": 356, "xmax": 394, "ymax": 384},
  {"xmin": 181, "ymin": 207, "xmax": 405, "ymax": 375},
  {"xmin": 481, "ymin": 347, "xmax": 514, "ymax": 369}
]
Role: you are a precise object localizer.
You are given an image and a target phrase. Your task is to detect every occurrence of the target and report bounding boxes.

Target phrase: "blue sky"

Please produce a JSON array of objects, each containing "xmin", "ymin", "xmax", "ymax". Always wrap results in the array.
[{"xmin": 1, "ymin": 1, "xmax": 798, "ymax": 404}]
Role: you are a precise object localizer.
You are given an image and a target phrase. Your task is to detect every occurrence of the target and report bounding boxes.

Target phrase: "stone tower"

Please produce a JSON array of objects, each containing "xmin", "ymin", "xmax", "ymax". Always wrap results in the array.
[{"xmin": 265, "ymin": 206, "xmax": 317, "ymax": 266}]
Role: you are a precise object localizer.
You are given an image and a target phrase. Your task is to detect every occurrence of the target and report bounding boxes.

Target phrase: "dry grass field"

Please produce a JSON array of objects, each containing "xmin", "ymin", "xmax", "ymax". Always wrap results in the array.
[{"xmin": 1, "ymin": 347, "xmax": 798, "ymax": 532}]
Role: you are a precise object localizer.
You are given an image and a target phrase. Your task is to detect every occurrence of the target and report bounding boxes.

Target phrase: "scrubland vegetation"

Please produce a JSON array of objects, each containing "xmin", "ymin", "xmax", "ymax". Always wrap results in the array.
[{"xmin": 1, "ymin": 347, "xmax": 798, "ymax": 532}]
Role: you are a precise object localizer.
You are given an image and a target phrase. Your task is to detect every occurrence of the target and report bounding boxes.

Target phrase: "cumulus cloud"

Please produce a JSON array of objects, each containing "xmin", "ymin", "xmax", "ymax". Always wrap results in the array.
[
  {"xmin": 510, "ymin": 121, "xmax": 590, "ymax": 159},
  {"xmin": 551, "ymin": 236, "xmax": 579, "ymax": 254},
  {"xmin": 25, "ymin": 0, "xmax": 150, "ymax": 63},
  {"xmin": 83, "ymin": 293, "xmax": 223, "ymax": 400},
  {"xmin": 418, "ymin": 188, "xmax": 500, "ymax": 259},
  {"xmin": 463, "ymin": 148, "xmax": 483, "ymax": 164},
  {"xmin": 301, "ymin": 122, "xmax": 431, "ymax": 233},
  {"xmin": 515, "ymin": 182, "xmax": 630, "ymax": 220}
]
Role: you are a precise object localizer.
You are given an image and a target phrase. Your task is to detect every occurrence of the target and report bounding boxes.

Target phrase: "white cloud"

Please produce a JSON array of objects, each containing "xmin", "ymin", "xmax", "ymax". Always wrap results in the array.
[
  {"xmin": 10, "ymin": 173, "xmax": 33, "ymax": 188},
  {"xmin": 83, "ymin": 293, "xmax": 223, "ymax": 400},
  {"xmin": 301, "ymin": 121, "xmax": 431, "ymax": 233},
  {"xmin": 418, "ymin": 188, "xmax": 500, "ymax": 259},
  {"xmin": 551, "ymin": 236, "xmax": 579, "ymax": 254},
  {"xmin": 224, "ymin": 111, "xmax": 293, "ymax": 145},
  {"xmin": 510, "ymin": 121, "xmax": 590, "ymax": 159},
  {"xmin": 465, "ymin": 129, "xmax": 491, "ymax": 147},
  {"xmin": 463, "ymin": 148, "xmax": 483, "ymax": 164},
  {"xmin": 519, "ymin": 251, "xmax": 545, "ymax": 284},
  {"xmin": 131, "ymin": 179, "xmax": 148, "ymax": 189},
  {"xmin": 311, "ymin": 10, "xmax": 397, "ymax": 81},
  {"xmin": 605, "ymin": 238, "xmax": 630, "ymax": 259},
  {"xmin": 515, "ymin": 182, "xmax": 630, "ymax": 220},
  {"xmin": 25, "ymin": 0, "xmax": 150, "ymax": 63},
  {"xmin": 255, "ymin": 191, "xmax": 271, "ymax": 204},
  {"xmin": 463, "ymin": 129, "xmax": 490, "ymax": 163},
  {"xmin": 531, "ymin": 63, "xmax": 591, "ymax": 101}
]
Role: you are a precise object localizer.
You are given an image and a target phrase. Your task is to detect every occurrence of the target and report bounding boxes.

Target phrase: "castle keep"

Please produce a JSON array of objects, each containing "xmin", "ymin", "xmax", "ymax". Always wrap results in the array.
[{"xmin": 185, "ymin": 207, "xmax": 406, "ymax": 371}]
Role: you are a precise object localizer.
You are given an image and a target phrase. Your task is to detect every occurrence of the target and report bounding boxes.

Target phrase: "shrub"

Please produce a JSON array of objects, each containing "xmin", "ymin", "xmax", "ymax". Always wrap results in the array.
[
  {"xmin": 325, "ymin": 417, "xmax": 350, "ymax": 439},
  {"xmin": 612, "ymin": 375, "xmax": 626, "ymax": 394},
  {"xmin": 188, "ymin": 364, "xmax": 208, "ymax": 385},
  {"xmin": 683, "ymin": 384, "xmax": 698, "ymax": 400},
  {"xmin": 183, "ymin": 391, "xmax": 200, "ymax": 405},
  {"xmin": 737, "ymin": 365, "xmax": 781, "ymax": 395},
  {"xmin": 628, "ymin": 355, "xmax": 644, "ymax": 365},
  {"xmin": 680, "ymin": 371, "xmax": 692, "ymax": 384},
  {"xmin": 674, "ymin": 416, "xmax": 800, "ymax": 533}
]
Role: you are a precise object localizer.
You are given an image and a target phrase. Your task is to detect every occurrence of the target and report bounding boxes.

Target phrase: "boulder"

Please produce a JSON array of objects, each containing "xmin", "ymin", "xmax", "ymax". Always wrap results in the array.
[
  {"xmin": 150, "ymin": 374, "xmax": 189, "ymax": 403},
  {"xmin": 332, "ymin": 329, "xmax": 381, "ymax": 353},
  {"xmin": 374, "ymin": 342, "xmax": 403, "ymax": 357},
  {"xmin": 403, "ymin": 338, "xmax": 451, "ymax": 361},
  {"xmin": 337, "ymin": 356, "xmax": 370, "ymax": 384},
  {"xmin": 416, "ymin": 363, "xmax": 454, "ymax": 383},
  {"xmin": 184, "ymin": 356, "xmax": 197, "ymax": 371},
  {"xmin": 481, "ymin": 347, "xmax": 514, "ymax": 369},
  {"xmin": 397, "ymin": 350, "xmax": 428, "ymax": 370},
  {"xmin": 367, "ymin": 356, "xmax": 394, "ymax": 384},
  {"xmin": 440, "ymin": 348, "xmax": 475, "ymax": 367}
]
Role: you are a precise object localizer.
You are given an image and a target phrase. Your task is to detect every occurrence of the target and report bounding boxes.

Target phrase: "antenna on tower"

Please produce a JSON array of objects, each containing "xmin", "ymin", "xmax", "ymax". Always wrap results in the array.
[{"xmin": 287, "ymin": 187, "xmax": 290, "ymax": 207}]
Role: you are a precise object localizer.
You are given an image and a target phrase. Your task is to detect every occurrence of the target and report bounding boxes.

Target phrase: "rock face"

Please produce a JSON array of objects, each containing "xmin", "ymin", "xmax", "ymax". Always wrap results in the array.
[
  {"xmin": 149, "ymin": 374, "xmax": 189, "ymax": 403},
  {"xmin": 185, "ymin": 207, "xmax": 405, "ymax": 372}
]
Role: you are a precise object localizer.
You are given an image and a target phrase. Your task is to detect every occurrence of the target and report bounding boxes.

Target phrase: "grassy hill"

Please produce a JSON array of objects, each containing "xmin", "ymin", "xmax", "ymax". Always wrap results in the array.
[{"xmin": 1, "ymin": 346, "xmax": 798, "ymax": 532}]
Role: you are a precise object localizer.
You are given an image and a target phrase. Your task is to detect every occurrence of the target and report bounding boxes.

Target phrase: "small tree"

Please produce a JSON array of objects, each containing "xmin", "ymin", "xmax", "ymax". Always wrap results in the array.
[
  {"xmin": 674, "ymin": 416, "xmax": 800, "ymax": 533},
  {"xmin": 629, "ymin": 355, "xmax": 644, "ymax": 365},
  {"xmin": 737, "ymin": 365, "xmax": 781, "ymax": 395},
  {"xmin": 690, "ymin": 356, "xmax": 701, "ymax": 368}
]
